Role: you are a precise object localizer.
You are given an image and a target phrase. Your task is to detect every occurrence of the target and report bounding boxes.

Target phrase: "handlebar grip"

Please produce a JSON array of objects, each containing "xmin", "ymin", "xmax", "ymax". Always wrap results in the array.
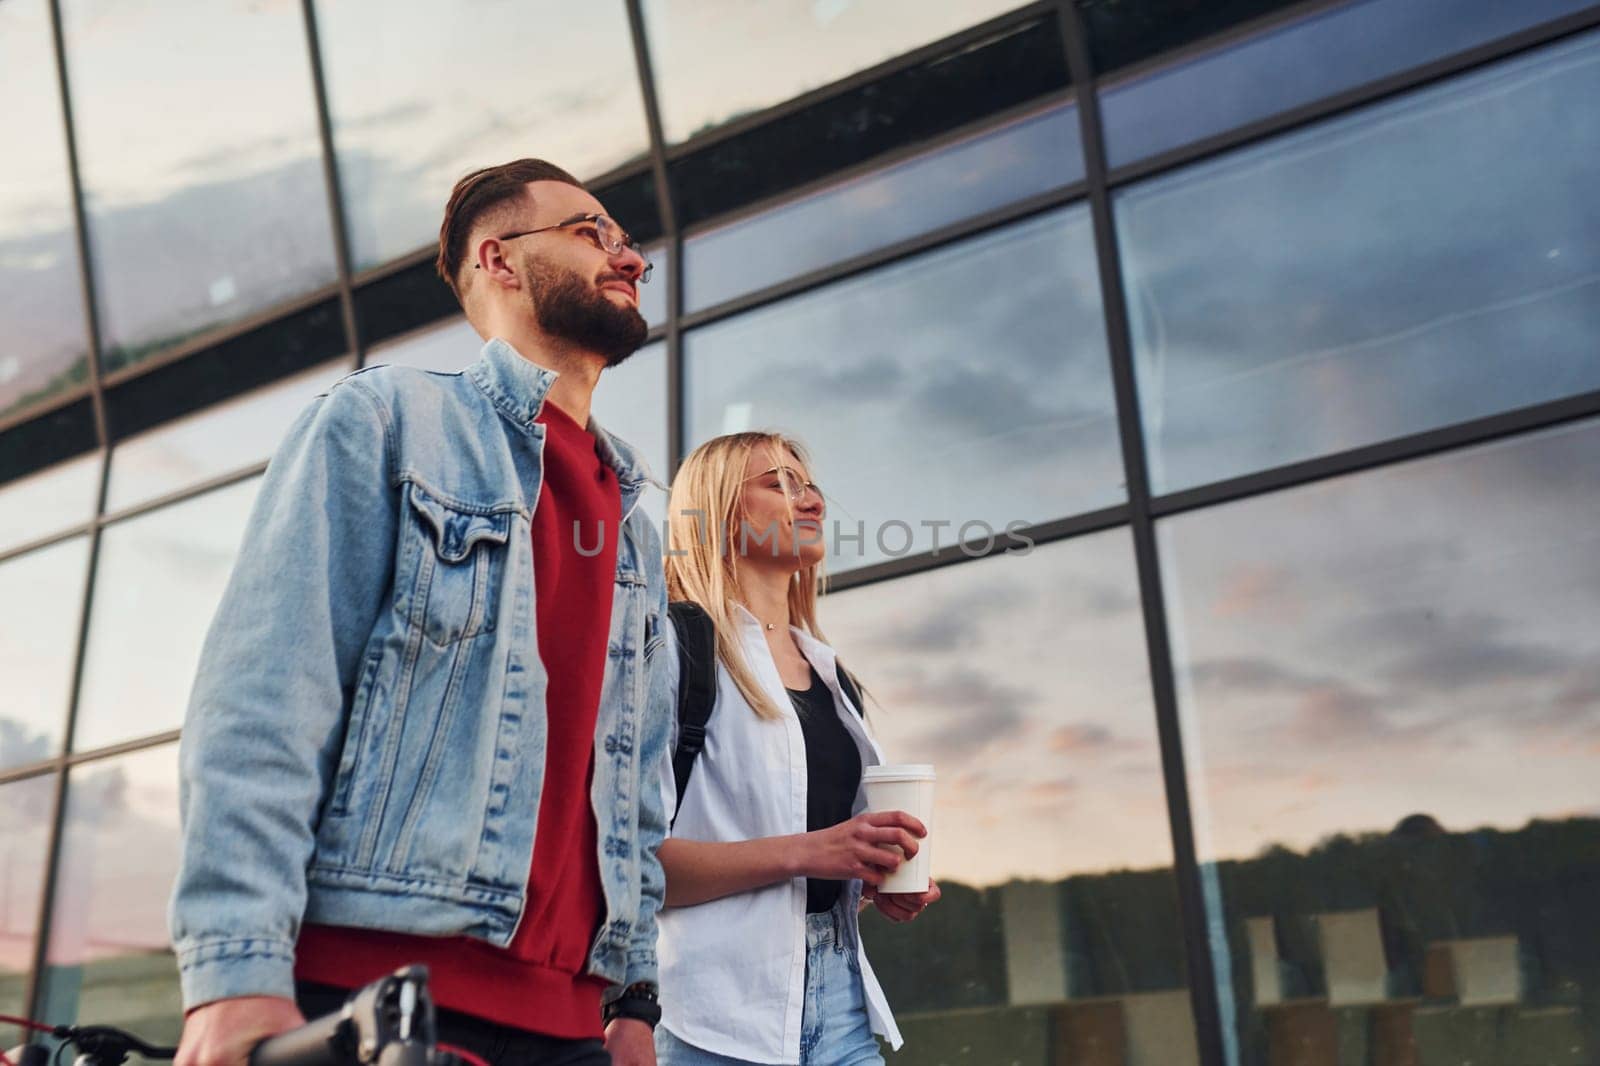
[{"xmin": 248, "ymin": 1010, "xmax": 349, "ymax": 1066}]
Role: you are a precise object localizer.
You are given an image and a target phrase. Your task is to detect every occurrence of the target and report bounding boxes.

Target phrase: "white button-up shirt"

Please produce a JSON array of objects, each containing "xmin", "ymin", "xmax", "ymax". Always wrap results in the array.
[{"xmin": 655, "ymin": 610, "xmax": 903, "ymax": 1064}]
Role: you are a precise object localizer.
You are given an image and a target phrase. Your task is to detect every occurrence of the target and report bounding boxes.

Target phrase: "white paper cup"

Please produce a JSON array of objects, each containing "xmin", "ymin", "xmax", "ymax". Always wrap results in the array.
[{"xmin": 861, "ymin": 763, "xmax": 935, "ymax": 894}]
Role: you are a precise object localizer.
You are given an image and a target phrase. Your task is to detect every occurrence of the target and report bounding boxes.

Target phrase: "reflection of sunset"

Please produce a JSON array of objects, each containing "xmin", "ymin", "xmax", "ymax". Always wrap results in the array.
[
  {"xmin": 46, "ymin": 746, "xmax": 181, "ymax": 967},
  {"xmin": 1165, "ymin": 419, "xmax": 1600, "ymax": 863},
  {"xmin": 826, "ymin": 531, "xmax": 1177, "ymax": 888}
]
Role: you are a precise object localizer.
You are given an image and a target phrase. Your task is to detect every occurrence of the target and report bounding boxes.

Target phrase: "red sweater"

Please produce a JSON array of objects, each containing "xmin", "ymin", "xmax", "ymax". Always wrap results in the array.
[{"xmin": 297, "ymin": 400, "xmax": 622, "ymax": 1037}]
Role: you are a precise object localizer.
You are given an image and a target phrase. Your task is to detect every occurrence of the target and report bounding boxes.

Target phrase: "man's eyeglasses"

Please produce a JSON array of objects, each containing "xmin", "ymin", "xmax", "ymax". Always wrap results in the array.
[
  {"xmin": 479, "ymin": 212, "xmax": 653, "ymax": 282},
  {"xmin": 745, "ymin": 466, "xmax": 823, "ymax": 504}
]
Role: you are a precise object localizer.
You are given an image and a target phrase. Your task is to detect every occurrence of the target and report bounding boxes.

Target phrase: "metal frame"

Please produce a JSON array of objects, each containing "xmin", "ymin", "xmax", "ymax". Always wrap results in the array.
[
  {"xmin": 1059, "ymin": 0, "xmax": 1233, "ymax": 1059},
  {"xmin": 3, "ymin": 0, "xmax": 1599, "ymax": 1055}
]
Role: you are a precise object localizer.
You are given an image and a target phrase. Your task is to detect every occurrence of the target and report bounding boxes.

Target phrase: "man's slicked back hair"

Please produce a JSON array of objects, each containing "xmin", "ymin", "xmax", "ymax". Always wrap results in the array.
[{"xmin": 436, "ymin": 158, "xmax": 584, "ymax": 305}]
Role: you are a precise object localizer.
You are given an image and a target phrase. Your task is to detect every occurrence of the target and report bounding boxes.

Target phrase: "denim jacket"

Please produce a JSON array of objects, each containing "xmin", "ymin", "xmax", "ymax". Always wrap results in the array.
[{"xmin": 169, "ymin": 338, "xmax": 674, "ymax": 1009}]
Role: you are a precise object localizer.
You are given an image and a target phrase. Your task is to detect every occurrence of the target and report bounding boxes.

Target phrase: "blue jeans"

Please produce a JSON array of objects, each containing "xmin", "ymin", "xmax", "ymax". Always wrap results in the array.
[{"xmin": 656, "ymin": 905, "xmax": 885, "ymax": 1066}]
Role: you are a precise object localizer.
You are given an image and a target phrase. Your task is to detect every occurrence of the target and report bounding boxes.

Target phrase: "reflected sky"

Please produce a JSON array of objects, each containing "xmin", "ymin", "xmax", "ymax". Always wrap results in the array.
[
  {"xmin": 0, "ymin": 0, "xmax": 88, "ymax": 420},
  {"xmin": 73, "ymin": 479, "xmax": 260, "ymax": 753},
  {"xmin": 643, "ymin": 0, "xmax": 1030, "ymax": 143},
  {"xmin": 0, "ymin": 537, "xmax": 88, "ymax": 771},
  {"xmin": 62, "ymin": 0, "xmax": 337, "ymax": 370},
  {"xmin": 686, "ymin": 205, "xmax": 1124, "ymax": 571},
  {"xmin": 47, "ymin": 745, "xmax": 179, "ymax": 962},
  {"xmin": 1161, "ymin": 417, "xmax": 1600, "ymax": 862},
  {"xmin": 314, "ymin": 0, "xmax": 652, "ymax": 269},
  {"xmin": 824, "ymin": 532, "xmax": 1173, "ymax": 886},
  {"xmin": 106, "ymin": 358, "xmax": 351, "ymax": 514},
  {"xmin": 1099, "ymin": 0, "xmax": 1598, "ymax": 166},
  {"xmin": 0, "ymin": 774, "xmax": 54, "ymax": 981},
  {"xmin": 0, "ymin": 453, "xmax": 101, "ymax": 555},
  {"xmin": 41, "ymin": 744, "xmax": 181, "ymax": 1043},
  {"xmin": 683, "ymin": 102, "xmax": 1082, "ymax": 312},
  {"xmin": 1119, "ymin": 30, "xmax": 1600, "ymax": 494}
]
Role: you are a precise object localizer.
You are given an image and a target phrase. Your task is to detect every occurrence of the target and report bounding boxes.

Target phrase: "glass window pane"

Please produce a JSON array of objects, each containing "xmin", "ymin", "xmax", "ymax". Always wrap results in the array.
[
  {"xmin": 638, "ymin": 243, "xmax": 669, "ymax": 329},
  {"xmin": 39, "ymin": 745, "xmax": 181, "ymax": 1048},
  {"xmin": 1, "ymin": 537, "xmax": 89, "ymax": 771},
  {"xmin": 0, "ymin": 0, "xmax": 88, "ymax": 423},
  {"xmin": 370, "ymin": 317, "xmax": 480, "ymax": 374},
  {"xmin": 644, "ymin": 0, "xmax": 1033, "ymax": 144},
  {"xmin": 1100, "ymin": 0, "xmax": 1596, "ymax": 166},
  {"xmin": 63, "ymin": 0, "xmax": 337, "ymax": 375},
  {"xmin": 685, "ymin": 206, "xmax": 1123, "ymax": 573},
  {"xmin": 684, "ymin": 102, "xmax": 1082, "ymax": 313},
  {"xmin": 824, "ymin": 536, "xmax": 1198, "ymax": 1058},
  {"xmin": 1119, "ymin": 30, "xmax": 1600, "ymax": 495},
  {"xmin": 106, "ymin": 358, "xmax": 350, "ymax": 514},
  {"xmin": 313, "ymin": 0, "xmax": 651, "ymax": 270},
  {"xmin": 1161, "ymin": 418, "xmax": 1600, "ymax": 1064},
  {"xmin": 0, "ymin": 773, "xmax": 55, "ymax": 1048},
  {"xmin": 74, "ymin": 479, "xmax": 259, "ymax": 752},
  {"xmin": 593, "ymin": 342, "xmax": 668, "ymax": 528},
  {"xmin": 0, "ymin": 453, "xmax": 100, "ymax": 554}
]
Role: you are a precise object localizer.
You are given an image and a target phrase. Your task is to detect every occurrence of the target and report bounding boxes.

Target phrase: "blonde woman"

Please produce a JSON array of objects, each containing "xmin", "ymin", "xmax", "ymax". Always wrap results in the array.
[{"xmin": 652, "ymin": 432, "xmax": 940, "ymax": 1066}]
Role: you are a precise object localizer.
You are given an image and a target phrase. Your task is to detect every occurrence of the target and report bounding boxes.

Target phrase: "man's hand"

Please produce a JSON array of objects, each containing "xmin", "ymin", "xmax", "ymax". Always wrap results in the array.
[
  {"xmin": 603, "ymin": 1017, "xmax": 656, "ymax": 1066},
  {"xmin": 866, "ymin": 877, "xmax": 943, "ymax": 923},
  {"xmin": 176, "ymin": 995, "xmax": 306, "ymax": 1066}
]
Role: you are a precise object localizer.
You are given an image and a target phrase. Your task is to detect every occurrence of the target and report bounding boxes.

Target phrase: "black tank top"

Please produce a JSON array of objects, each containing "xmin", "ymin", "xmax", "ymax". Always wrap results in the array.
[{"xmin": 788, "ymin": 666, "xmax": 863, "ymax": 913}]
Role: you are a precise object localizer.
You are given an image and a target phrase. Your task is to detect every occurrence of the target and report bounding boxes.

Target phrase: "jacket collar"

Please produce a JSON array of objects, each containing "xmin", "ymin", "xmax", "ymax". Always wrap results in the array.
[
  {"xmin": 466, "ymin": 336, "xmax": 655, "ymax": 492},
  {"xmin": 466, "ymin": 337, "xmax": 558, "ymax": 430}
]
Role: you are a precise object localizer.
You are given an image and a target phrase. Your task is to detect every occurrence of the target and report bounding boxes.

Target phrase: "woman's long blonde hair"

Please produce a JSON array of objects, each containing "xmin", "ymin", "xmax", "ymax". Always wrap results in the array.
[{"xmin": 664, "ymin": 432, "xmax": 827, "ymax": 721}]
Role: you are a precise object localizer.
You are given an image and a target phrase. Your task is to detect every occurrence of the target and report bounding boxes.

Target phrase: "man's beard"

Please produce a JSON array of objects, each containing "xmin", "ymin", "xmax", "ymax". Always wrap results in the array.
[{"xmin": 526, "ymin": 255, "xmax": 648, "ymax": 367}]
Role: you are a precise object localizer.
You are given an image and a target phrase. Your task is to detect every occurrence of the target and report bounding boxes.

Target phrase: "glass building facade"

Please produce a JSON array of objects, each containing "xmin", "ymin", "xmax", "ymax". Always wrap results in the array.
[{"xmin": 2, "ymin": 2, "xmax": 1598, "ymax": 1063}]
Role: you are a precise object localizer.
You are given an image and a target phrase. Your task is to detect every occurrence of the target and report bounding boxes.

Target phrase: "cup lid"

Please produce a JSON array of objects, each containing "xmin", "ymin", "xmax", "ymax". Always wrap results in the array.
[{"xmin": 862, "ymin": 763, "xmax": 935, "ymax": 782}]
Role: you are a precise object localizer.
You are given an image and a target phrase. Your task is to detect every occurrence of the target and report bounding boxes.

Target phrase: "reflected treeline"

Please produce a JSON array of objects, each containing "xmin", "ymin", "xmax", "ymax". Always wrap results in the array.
[{"xmin": 862, "ymin": 816, "xmax": 1600, "ymax": 1064}]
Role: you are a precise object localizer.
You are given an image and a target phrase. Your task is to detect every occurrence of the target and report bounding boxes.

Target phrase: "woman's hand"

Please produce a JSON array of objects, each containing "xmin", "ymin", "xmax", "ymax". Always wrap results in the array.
[
  {"xmin": 866, "ymin": 878, "xmax": 942, "ymax": 923},
  {"xmin": 801, "ymin": 810, "xmax": 926, "ymax": 885}
]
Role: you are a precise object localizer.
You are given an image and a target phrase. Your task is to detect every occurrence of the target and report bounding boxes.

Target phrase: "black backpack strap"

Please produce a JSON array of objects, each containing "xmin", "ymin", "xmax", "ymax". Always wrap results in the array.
[
  {"xmin": 668, "ymin": 601, "xmax": 718, "ymax": 828},
  {"xmin": 836, "ymin": 663, "xmax": 866, "ymax": 718}
]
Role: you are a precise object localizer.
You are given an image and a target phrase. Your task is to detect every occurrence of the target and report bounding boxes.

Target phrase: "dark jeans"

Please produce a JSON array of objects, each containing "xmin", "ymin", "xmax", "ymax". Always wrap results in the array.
[{"xmin": 296, "ymin": 982, "xmax": 610, "ymax": 1066}]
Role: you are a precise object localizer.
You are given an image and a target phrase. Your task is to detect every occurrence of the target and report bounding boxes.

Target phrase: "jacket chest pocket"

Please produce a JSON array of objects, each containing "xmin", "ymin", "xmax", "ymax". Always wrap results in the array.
[{"xmin": 400, "ymin": 481, "xmax": 513, "ymax": 646}]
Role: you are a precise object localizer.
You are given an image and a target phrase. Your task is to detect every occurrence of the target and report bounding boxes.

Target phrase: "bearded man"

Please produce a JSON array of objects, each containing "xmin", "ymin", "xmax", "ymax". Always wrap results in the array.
[{"xmin": 170, "ymin": 160, "xmax": 672, "ymax": 1066}]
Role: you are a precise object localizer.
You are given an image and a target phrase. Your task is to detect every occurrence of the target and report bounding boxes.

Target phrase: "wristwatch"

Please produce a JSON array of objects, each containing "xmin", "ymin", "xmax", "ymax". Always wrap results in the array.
[{"xmin": 602, "ymin": 981, "xmax": 662, "ymax": 1028}]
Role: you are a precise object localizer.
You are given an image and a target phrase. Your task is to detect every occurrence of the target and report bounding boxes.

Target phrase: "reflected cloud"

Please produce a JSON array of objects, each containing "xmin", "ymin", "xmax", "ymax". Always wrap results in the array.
[
  {"xmin": 1121, "ymin": 30, "xmax": 1600, "ymax": 492},
  {"xmin": 886, "ymin": 667, "xmax": 1033, "ymax": 764}
]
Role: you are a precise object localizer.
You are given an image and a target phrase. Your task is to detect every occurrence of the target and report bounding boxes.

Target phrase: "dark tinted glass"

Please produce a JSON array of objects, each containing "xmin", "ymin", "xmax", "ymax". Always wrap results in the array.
[
  {"xmin": 643, "ymin": 0, "xmax": 1033, "ymax": 144},
  {"xmin": 684, "ymin": 102, "xmax": 1082, "ymax": 313},
  {"xmin": 1099, "ymin": 0, "xmax": 1600, "ymax": 166},
  {"xmin": 686, "ymin": 205, "xmax": 1123, "ymax": 573},
  {"xmin": 667, "ymin": 17, "xmax": 1070, "ymax": 228},
  {"xmin": 0, "ymin": 537, "xmax": 89, "ymax": 771},
  {"xmin": 1078, "ymin": 0, "xmax": 1304, "ymax": 74},
  {"xmin": 62, "ymin": 0, "xmax": 337, "ymax": 374},
  {"xmin": 1160, "ymin": 418, "xmax": 1600, "ymax": 1064},
  {"xmin": 829, "ymin": 535, "xmax": 1198, "ymax": 1061},
  {"xmin": 0, "ymin": 773, "xmax": 55, "ymax": 1047},
  {"xmin": 313, "ymin": 0, "xmax": 651, "ymax": 269},
  {"xmin": 0, "ymin": 0, "xmax": 88, "ymax": 424},
  {"xmin": 73, "ymin": 479, "xmax": 259, "ymax": 752},
  {"xmin": 1118, "ymin": 30, "xmax": 1600, "ymax": 494},
  {"xmin": 38, "ymin": 745, "xmax": 182, "ymax": 1048}
]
